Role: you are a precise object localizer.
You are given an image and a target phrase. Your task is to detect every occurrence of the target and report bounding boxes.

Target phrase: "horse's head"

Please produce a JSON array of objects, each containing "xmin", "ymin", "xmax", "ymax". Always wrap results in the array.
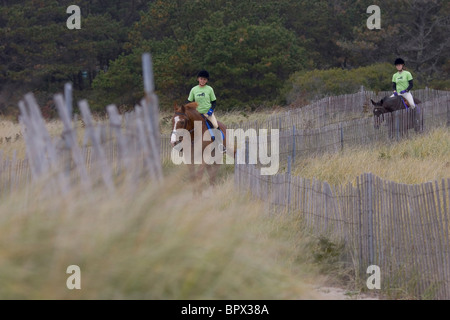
[
  {"xmin": 370, "ymin": 98, "xmax": 383, "ymax": 117},
  {"xmin": 371, "ymin": 98, "xmax": 383, "ymax": 107},
  {"xmin": 170, "ymin": 102, "xmax": 198, "ymax": 148}
]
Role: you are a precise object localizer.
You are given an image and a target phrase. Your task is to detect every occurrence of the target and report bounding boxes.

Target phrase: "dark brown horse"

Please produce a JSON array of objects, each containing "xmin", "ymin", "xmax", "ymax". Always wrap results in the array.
[
  {"xmin": 371, "ymin": 95, "xmax": 421, "ymax": 129},
  {"xmin": 170, "ymin": 102, "xmax": 233, "ymax": 193}
]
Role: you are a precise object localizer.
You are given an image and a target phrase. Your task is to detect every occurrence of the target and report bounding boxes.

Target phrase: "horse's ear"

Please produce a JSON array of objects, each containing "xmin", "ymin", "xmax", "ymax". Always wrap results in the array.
[
  {"xmin": 174, "ymin": 102, "xmax": 183, "ymax": 113},
  {"xmin": 372, "ymin": 99, "xmax": 384, "ymax": 107},
  {"xmin": 181, "ymin": 104, "xmax": 186, "ymax": 113}
]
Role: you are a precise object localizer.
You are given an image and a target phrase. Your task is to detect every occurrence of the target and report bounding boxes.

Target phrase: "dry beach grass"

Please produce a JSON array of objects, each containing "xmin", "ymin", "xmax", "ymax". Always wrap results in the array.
[{"xmin": 0, "ymin": 167, "xmax": 325, "ymax": 299}]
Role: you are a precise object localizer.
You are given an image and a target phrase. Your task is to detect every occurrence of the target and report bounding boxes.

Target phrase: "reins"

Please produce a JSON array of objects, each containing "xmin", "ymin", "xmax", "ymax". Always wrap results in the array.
[{"xmin": 174, "ymin": 112, "xmax": 195, "ymax": 133}]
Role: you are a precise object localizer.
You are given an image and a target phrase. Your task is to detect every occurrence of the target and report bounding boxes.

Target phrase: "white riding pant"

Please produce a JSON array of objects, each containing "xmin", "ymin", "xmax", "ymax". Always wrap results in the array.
[
  {"xmin": 390, "ymin": 91, "xmax": 416, "ymax": 108},
  {"xmin": 204, "ymin": 113, "xmax": 219, "ymax": 128}
]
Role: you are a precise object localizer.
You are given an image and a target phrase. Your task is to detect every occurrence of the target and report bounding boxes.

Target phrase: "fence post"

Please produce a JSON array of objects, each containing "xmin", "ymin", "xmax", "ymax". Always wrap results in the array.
[
  {"xmin": 447, "ymin": 93, "xmax": 450, "ymax": 127},
  {"xmin": 287, "ymin": 155, "xmax": 292, "ymax": 214},
  {"xmin": 142, "ymin": 53, "xmax": 163, "ymax": 181},
  {"xmin": 63, "ymin": 82, "xmax": 74, "ymax": 178},
  {"xmin": 236, "ymin": 154, "xmax": 239, "ymax": 188},
  {"xmin": 63, "ymin": 83, "xmax": 73, "ymax": 178},
  {"xmin": 292, "ymin": 125, "xmax": 296, "ymax": 165},
  {"xmin": 64, "ymin": 82, "xmax": 73, "ymax": 120},
  {"xmin": 395, "ymin": 111, "xmax": 400, "ymax": 141},
  {"xmin": 339, "ymin": 122, "xmax": 344, "ymax": 151},
  {"xmin": 366, "ymin": 173, "xmax": 374, "ymax": 266},
  {"xmin": 107, "ymin": 104, "xmax": 131, "ymax": 177},
  {"xmin": 79, "ymin": 100, "xmax": 115, "ymax": 194},
  {"xmin": 357, "ymin": 175, "xmax": 364, "ymax": 273},
  {"xmin": 54, "ymin": 94, "xmax": 92, "ymax": 192},
  {"xmin": 414, "ymin": 106, "xmax": 421, "ymax": 132},
  {"xmin": 245, "ymin": 139, "xmax": 249, "ymax": 164}
]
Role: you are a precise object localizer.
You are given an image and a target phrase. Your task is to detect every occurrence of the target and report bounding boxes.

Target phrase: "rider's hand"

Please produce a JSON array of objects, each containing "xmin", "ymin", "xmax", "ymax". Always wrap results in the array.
[
  {"xmin": 393, "ymin": 91, "xmax": 398, "ymax": 96},
  {"xmin": 400, "ymin": 90, "xmax": 407, "ymax": 94},
  {"xmin": 207, "ymin": 108, "xmax": 214, "ymax": 116}
]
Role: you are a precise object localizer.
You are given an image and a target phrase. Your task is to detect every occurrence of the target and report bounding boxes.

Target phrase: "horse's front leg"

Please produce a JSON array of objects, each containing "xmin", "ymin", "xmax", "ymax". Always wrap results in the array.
[
  {"xmin": 374, "ymin": 116, "xmax": 380, "ymax": 130},
  {"xmin": 188, "ymin": 164, "xmax": 200, "ymax": 196},
  {"xmin": 205, "ymin": 164, "xmax": 219, "ymax": 186},
  {"xmin": 194, "ymin": 164, "xmax": 206, "ymax": 196}
]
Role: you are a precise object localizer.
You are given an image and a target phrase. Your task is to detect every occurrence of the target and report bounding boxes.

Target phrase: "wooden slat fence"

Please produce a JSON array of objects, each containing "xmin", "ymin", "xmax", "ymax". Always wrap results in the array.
[
  {"xmin": 227, "ymin": 88, "xmax": 448, "ymax": 132},
  {"xmin": 1, "ymin": 88, "xmax": 449, "ymax": 197},
  {"xmin": 227, "ymin": 92, "xmax": 448, "ymax": 167},
  {"xmin": 0, "ymin": 53, "xmax": 163, "ymax": 198},
  {"xmin": 235, "ymin": 164, "xmax": 450, "ymax": 299}
]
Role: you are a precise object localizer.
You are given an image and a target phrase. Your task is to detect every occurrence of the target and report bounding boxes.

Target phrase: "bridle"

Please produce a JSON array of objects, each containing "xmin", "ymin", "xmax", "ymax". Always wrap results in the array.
[
  {"xmin": 172, "ymin": 112, "xmax": 195, "ymax": 147},
  {"xmin": 173, "ymin": 112, "xmax": 196, "ymax": 133}
]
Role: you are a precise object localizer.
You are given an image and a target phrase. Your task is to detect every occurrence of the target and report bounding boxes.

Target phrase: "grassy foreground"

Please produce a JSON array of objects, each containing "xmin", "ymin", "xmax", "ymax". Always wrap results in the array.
[{"xmin": 0, "ymin": 167, "xmax": 323, "ymax": 300}]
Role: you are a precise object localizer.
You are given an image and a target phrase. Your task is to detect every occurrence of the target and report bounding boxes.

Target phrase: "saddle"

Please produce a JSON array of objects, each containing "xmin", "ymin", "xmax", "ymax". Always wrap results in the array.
[
  {"xmin": 400, "ymin": 96, "xmax": 411, "ymax": 108},
  {"xmin": 399, "ymin": 95, "xmax": 421, "ymax": 109}
]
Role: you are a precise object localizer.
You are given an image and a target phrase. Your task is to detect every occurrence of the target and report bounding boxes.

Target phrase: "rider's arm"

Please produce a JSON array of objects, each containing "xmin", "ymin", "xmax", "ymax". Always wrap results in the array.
[
  {"xmin": 406, "ymin": 80, "xmax": 413, "ymax": 92},
  {"xmin": 392, "ymin": 82, "xmax": 397, "ymax": 91},
  {"xmin": 210, "ymin": 100, "xmax": 216, "ymax": 111}
]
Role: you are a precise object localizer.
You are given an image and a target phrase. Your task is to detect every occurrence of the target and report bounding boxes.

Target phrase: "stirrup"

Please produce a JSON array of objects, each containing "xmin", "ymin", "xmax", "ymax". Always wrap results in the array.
[{"xmin": 218, "ymin": 143, "xmax": 226, "ymax": 154}]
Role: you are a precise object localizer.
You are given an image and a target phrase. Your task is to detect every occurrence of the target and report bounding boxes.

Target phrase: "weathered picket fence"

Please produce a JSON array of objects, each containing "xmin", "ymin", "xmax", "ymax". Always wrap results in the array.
[
  {"xmin": 231, "ymin": 89, "xmax": 450, "ymax": 299},
  {"xmin": 252, "ymin": 88, "xmax": 449, "ymax": 131},
  {"xmin": 1, "ymin": 86, "xmax": 449, "ymax": 197},
  {"xmin": 228, "ymin": 89, "xmax": 450, "ymax": 299},
  {"xmin": 235, "ymin": 164, "xmax": 450, "ymax": 299},
  {"xmin": 227, "ymin": 91, "xmax": 449, "ymax": 166},
  {"xmin": 9, "ymin": 53, "xmax": 163, "ymax": 196}
]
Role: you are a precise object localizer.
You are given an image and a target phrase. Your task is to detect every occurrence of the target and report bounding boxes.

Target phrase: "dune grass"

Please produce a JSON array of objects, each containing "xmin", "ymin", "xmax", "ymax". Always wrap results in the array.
[
  {"xmin": 292, "ymin": 127, "xmax": 450, "ymax": 185},
  {"xmin": 0, "ymin": 167, "xmax": 325, "ymax": 299},
  {"xmin": 0, "ymin": 118, "xmax": 94, "ymax": 160},
  {"xmin": 0, "ymin": 119, "xmax": 27, "ymax": 159}
]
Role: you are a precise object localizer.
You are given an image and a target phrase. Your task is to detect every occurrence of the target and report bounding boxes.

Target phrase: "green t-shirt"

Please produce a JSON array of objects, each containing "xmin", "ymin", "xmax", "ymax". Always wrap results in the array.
[
  {"xmin": 392, "ymin": 71, "xmax": 413, "ymax": 92},
  {"xmin": 188, "ymin": 85, "xmax": 216, "ymax": 114}
]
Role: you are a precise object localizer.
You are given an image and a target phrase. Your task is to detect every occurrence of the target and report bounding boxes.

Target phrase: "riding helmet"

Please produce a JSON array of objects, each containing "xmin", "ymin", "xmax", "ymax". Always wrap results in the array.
[
  {"xmin": 197, "ymin": 70, "xmax": 210, "ymax": 79},
  {"xmin": 394, "ymin": 58, "xmax": 405, "ymax": 65}
]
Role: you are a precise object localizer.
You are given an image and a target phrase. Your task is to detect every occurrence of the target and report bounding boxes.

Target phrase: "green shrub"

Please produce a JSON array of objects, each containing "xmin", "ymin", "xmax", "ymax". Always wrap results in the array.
[{"xmin": 284, "ymin": 63, "xmax": 394, "ymax": 104}]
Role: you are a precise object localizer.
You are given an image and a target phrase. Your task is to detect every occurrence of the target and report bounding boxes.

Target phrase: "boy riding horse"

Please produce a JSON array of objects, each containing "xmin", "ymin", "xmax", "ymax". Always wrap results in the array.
[{"xmin": 186, "ymin": 70, "xmax": 226, "ymax": 153}]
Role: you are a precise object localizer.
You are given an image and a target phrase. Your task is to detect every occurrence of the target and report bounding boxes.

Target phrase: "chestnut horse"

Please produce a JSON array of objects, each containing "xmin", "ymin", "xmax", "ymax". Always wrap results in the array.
[{"xmin": 170, "ymin": 102, "xmax": 232, "ymax": 194}]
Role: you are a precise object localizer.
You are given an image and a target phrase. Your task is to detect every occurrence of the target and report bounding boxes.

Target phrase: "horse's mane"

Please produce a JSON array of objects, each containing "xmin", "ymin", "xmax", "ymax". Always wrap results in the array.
[
  {"xmin": 183, "ymin": 102, "xmax": 203, "ymax": 121},
  {"xmin": 184, "ymin": 102, "xmax": 198, "ymax": 110}
]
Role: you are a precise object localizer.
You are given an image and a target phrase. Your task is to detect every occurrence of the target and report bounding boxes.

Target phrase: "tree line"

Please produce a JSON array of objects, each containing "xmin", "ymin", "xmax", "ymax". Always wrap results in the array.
[{"xmin": 0, "ymin": 0, "xmax": 449, "ymax": 116}]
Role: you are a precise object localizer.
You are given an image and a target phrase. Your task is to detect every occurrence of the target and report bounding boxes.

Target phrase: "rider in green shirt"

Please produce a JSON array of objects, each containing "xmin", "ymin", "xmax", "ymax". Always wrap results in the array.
[
  {"xmin": 187, "ymin": 70, "xmax": 219, "ymax": 128},
  {"xmin": 391, "ymin": 58, "xmax": 416, "ymax": 108},
  {"xmin": 186, "ymin": 70, "xmax": 226, "ymax": 152}
]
